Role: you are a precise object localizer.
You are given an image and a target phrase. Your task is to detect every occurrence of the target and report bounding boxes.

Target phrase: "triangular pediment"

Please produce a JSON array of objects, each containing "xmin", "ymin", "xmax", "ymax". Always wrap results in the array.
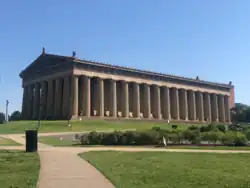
[{"xmin": 19, "ymin": 53, "xmax": 74, "ymax": 79}]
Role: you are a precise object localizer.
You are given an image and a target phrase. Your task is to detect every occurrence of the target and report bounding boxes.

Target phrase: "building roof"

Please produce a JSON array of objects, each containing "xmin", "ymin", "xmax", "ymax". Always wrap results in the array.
[{"xmin": 20, "ymin": 51, "xmax": 233, "ymax": 89}]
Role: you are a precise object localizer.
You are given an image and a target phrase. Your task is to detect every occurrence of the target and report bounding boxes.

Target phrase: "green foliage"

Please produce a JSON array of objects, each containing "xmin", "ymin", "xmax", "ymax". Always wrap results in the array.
[
  {"xmin": 201, "ymin": 132, "xmax": 224, "ymax": 144},
  {"xmin": 200, "ymin": 124, "xmax": 218, "ymax": 132},
  {"xmin": 182, "ymin": 129, "xmax": 196, "ymax": 142},
  {"xmin": 221, "ymin": 131, "xmax": 236, "ymax": 145},
  {"xmin": 216, "ymin": 124, "xmax": 226, "ymax": 132},
  {"xmin": 221, "ymin": 131, "xmax": 248, "ymax": 146},
  {"xmin": 77, "ymin": 125, "xmax": 250, "ymax": 146},
  {"xmin": 172, "ymin": 125, "xmax": 178, "ymax": 129},
  {"xmin": 244, "ymin": 129, "xmax": 250, "ymax": 140},
  {"xmin": 234, "ymin": 132, "xmax": 248, "ymax": 146},
  {"xmin": 231, "ymin": 103, "xmax": 250, "ymax": 122},
  {"xmin": 9, "ymin": 111, "xmax": 22, "ymax": 121},
  {"xmin": 0, "ymin": 112, "xmax": 5, "ymax": 124},
  {"xmin": 78, "ymin": 130, "xmax": 162, "ymax": 146},
  {"xmin": 188, "ymin": 125, "xmax": 199, "ymax": 131}
]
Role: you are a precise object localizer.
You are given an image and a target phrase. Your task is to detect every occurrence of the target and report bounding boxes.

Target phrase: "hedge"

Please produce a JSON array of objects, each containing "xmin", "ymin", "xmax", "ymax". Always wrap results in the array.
[{"xmin": 75, "ymin": 126, "xmax": 249, "ymax": 146}]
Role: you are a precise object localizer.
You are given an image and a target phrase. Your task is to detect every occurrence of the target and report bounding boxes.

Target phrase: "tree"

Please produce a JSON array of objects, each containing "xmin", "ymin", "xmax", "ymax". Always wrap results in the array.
[
  {"xmin": 244, "ymin": 129, "xmax": 250, "ymax": 141},
  {"xmin": 0, "ymin": 112, "xmax": 5, "ymax": 124},
  {"xmin": 231, "ymin": 103, "xmax": 250, "ymax": 122},
  {"xmin": 10, "ymin": 111, "xmax": 22, "ymax": 121}
]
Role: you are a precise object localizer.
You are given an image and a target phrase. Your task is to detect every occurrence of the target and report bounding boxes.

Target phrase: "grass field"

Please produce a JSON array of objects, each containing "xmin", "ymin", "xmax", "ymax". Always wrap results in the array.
[
  {"xmin": 0, "ymin": 150, "xmax": 40, "ymax": 188},
  {"xmin": 0, "ymin": 120, "xmax": 193, "ymax": 134},
  {"xmin": 0, "ymin": 136, "xmax": 21, "ymax": 146},
  {"xmin": 39, "ymin": 135, "xmax": 78, "ymax": 147},
  {"xmin": 81, "ymin": 151, "xmax": 250, "ymax": 188},
  {"xmin": 166, "ymin": 145, "xmax": 250, "ymax": 150}
]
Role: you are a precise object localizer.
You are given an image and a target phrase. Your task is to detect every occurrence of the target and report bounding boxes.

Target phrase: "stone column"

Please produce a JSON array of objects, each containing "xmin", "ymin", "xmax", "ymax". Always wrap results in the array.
[
  {"xmin": 171, "ymin": 88, "xmax": 179, "ymax": 120},
  {"xmin": 188, "ymin": 90, "xmax": 196, "ymax": 121},
  {"xmin": 27, "ymin": 84, "xmax": 34, "ymax": 119},
  {"xmin": 180, "ymin": 89, "xmax": 188, "ymax": 120},
  {"xmin": 46, "ymin": 80, "xmax": 54, "ymax": 119},
  {"xmin": 81, "ymin": 76, "xmax": 91, "ymax": 117},
  {"xmin": 110, "ymin": 80, "xmax": 117, "ymax": 117},
  {"xmin": 144, "ymin": 84, "xmax": 151, "ymax": 118},
  {"xmin": 98, "ymin": 78, "xmax": 104, "ymax": 117},
  {"xmin": 40, "ymin": 81, "xmax": 47, "ymax": 119},
  {"xmin": 21, "ymin": 86, "xmax": 28, "ymax": 119},
  {"xmin": 155, "ymin": 86, "xmax": 161, "ymax": 119},
  {"xmin": 71, "ymin": 75, "xmax": 79, "ymax": 118},
  {"xmin": 224, "ymin": 95, "xmax": 231, "ymax": 122},
  {"xmin": 122, "ymin": 81, "xmax": 129, "ymax": 118},
  {"xmin": 203, "ymin": 93, "xmax": 211, "ymax": 122},
  {"xmin": 196, "ymin": 91, "xmax": 204, "ymax": 122},
  {"xmin": 54, "ymin": 79, "xmax": 62, "ymax": 119},
  {"xmin": 211, "ymin": 93, "xmax": 219, "ymax": 122},
  {"xmin": 218, "ymin": 94, "xmax": 225, "ymax": 122},
  {"xmin": 133, "ymin": 83, "xmax": 140, "ymax": 118},
  {"xmin": 62, "ymin": 76, "xmax": 70, "ymax": 118},
  {"xmin": 162, "ymin": 87, "xmax": 171, "ymax": 120},
  {"xmin": 33, "ymin": 83, "xmax": 40, "ymax": 120}
]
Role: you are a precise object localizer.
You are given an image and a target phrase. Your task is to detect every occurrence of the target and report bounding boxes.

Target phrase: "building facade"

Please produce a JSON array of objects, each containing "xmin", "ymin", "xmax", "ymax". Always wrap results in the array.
[{"xmin": 20, "ymin": 49, "xmax": 234, "ymax": 123}]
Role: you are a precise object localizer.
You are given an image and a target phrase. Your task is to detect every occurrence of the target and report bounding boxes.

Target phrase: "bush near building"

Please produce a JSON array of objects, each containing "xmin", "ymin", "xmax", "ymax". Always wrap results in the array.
[{"xmin": 75, "ymin": 124, "xmax": 250, "ymax": 147}]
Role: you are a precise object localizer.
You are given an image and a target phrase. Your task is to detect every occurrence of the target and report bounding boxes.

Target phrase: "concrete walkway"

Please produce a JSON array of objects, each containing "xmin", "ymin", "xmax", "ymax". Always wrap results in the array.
[
  {"xmin": 2, "ymin": 133, "xmax": 250, "ymax": 188},
  {"xmin": 0, "ymin": 134, "xmax": 115, "ymax": 188},
  {"xmin": 38, "ymin": 150, "xmax": 114, "ymax": 188}
]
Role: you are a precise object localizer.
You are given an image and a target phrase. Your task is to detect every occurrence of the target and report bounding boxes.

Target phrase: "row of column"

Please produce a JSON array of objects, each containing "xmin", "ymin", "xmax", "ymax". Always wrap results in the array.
[{"xmin": 21, "ymin": 75, "xmax": 231, "ymax": 122}]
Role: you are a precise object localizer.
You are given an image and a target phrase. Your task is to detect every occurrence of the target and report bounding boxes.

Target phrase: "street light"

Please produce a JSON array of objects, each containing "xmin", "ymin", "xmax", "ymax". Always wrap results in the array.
[
  {"xmin": 67, "ymin": 96, "xmax": 72, "ymax": 128},
  {"xmin": 37, "ymin": 88, "xmax": 43, "ymax": 130},
  {"xmin": 5, "ymin": 100, "xmax": 9, "ymax": 122}
]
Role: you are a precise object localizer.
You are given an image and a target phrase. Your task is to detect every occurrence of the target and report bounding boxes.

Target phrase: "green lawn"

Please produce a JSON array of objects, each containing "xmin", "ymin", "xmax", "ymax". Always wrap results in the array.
[
  {"xmin": 80, "ymin": 151, "xmax": 250, "ymax": 188},
  {"xmin": 0, "ymin": 136, "xmax": 21, "ymax": 146},
  {"xmin": 0, "ymin": 150, "xmax": 40, "ymax": 188},
  {"xmin": 39, "ymin": 136, "xmax": 78, "ymax": 147},
  {"xmin": 0, "ymin": 120, "xmax": 194, "ymax": 134},
  {"xmin": 167, "ymin": 145, "xmax": 250, "ymax": 150}
]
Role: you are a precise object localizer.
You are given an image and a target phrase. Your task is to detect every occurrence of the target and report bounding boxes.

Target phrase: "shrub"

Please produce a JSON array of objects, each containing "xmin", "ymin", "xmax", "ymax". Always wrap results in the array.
[
  {"xmin": 168, "ymin": 132, "xmax": 184, "ymax": 144},
  {"xmin": 79, "ymin": 134, "xmax": 89, "ymax": 145},
  {"xmin": 200, "ymin": 124, "xmax": 218, "ymax": 132},
  {"xmin": 78, "ymin": 130, "xmax": 163, "ymax": 146},
  {"xmin": 188, "ymin": 125, "xmax": 199, "ymax": 131},
  {"xmin": 200, "ymin": 131, "xmax": 224, "ymax": 144},
  {"xmin": 172, "ymin": 125, "xmax": 178, "ymax": 129},
  {"xmin": 192, "ymin": 137, "xmax": 201, "ymax": 144},
  {"xmin": 74, "ymin": 134, "xmax": 80, "ymax": 141},
  {"xmin": 216, "ymin": 124, "xmax": 226, "ymax": 133},
  {"xmin": 77, "ymin": 128, "xmax": 247, "ymax": 147},
  {"xmin": 234, "ymin": 132, "xmax": 248, "ymax": 146},
  {"xmin": 88, "ymin": 131, "xmax": 102, "ymax": 144},
  {"xmin": 244, "ymin": 129, "xmax": 250, "ymax": 141},
  {"xmin": 152, "ymin": 126, "xmax": 161, "ymax": 132},
  {"xmin": 221, "ymin": 131, "xmax": 248, "ymax": 146},
  {"xmin": 182, "ymin": 129, "xmax": 196, "ymax": 142}
]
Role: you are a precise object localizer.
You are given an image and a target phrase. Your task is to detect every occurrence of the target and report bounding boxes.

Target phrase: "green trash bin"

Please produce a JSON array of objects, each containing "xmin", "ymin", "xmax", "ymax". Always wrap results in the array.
[{"xmin": 25, "ymin": 130, "xmax": 38, "ymax": 152}]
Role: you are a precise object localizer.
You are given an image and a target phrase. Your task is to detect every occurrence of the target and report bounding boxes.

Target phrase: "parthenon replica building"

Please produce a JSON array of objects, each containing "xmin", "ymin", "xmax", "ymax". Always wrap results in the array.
[{"xmin": 20, "ymin": 49, "xmax": 234, "ymax": 123}]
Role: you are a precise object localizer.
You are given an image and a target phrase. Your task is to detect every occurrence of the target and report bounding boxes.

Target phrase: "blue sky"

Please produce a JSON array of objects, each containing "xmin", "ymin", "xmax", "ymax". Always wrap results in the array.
[{"xmin": 0, "ymin": 0, "xmax": 249, "ymax": 114}]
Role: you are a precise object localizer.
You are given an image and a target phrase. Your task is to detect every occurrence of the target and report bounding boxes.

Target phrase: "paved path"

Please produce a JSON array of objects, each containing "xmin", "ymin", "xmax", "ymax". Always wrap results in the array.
[
  {"xmin": 38, "ymin": 150, "xmax": 114, "ymax": 188},
  {"xmin": 2, "ymin": 133, "xmax": 250, "ymax": 188},
  {"xmin": 0, "ymin": 134, "xmax": 115, "ymax": 188}
]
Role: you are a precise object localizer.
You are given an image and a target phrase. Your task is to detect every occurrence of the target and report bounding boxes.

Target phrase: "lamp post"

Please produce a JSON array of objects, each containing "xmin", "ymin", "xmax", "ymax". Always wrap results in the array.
[
  {"xmin": 67, "ymin": 96, "xmax": 72, "ymax": 128},
  {"xmin": 37, "ymin": 97, "xmax": 42, "ymax": 130},
  {"xmin": 5, "ymin": 100, "xmax": 9, "ymax": 122}
]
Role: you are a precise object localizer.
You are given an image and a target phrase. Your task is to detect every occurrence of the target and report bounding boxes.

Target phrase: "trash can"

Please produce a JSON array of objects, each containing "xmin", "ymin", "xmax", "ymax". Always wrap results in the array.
[{"xmin": 25, "ymin": 130, "xmax": 38, "ymax": 152}]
